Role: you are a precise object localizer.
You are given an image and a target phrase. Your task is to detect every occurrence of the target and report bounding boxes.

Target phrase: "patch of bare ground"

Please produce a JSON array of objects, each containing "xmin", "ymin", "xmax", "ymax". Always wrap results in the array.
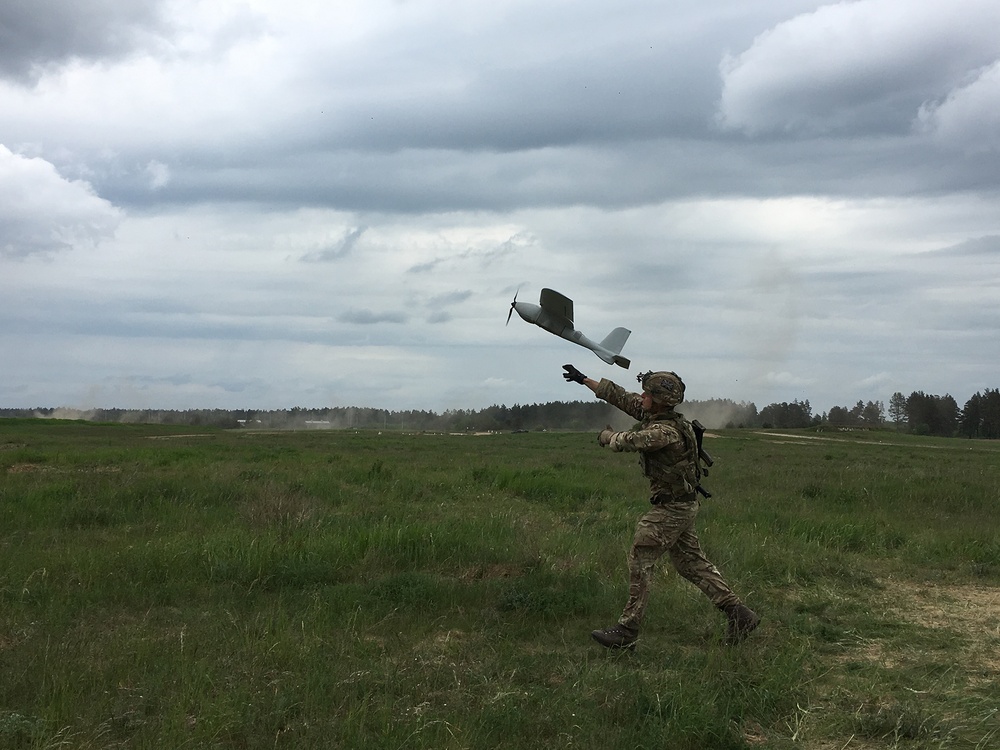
[
  {"xmin": 791, "ymin": 580, "xmax": 1000, "ymax": 749},
  {"xmin": 881, "ymin": 579, "xmax": 1000, "ymax": 673},
  {"xmin": 754, "ymin": 431, "xmax": 950, "ymax": 450},
  {"xmin": 6, "ymin": 463, "xmax": 53, "ymax": 473},
  {"xmin": 754, "ymin": 432, "xmax": 843, "ymax": 442},
  {"xmin": 145, "ymin": 434, "xmax": 213, "ymax": 440},
  {"xmin": 834, "ymin": 580, "xmax": 1000, "ymax": 675},
  {"xmin": 5, "ymin": 463, "xmax": 121, "ymax": 474}
]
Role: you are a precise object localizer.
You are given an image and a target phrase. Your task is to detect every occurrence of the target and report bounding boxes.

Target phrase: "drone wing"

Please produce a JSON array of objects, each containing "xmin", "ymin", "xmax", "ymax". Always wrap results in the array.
[{"xmin": 539, "ymin": 288, "xmax": 574, "ymax": 327}]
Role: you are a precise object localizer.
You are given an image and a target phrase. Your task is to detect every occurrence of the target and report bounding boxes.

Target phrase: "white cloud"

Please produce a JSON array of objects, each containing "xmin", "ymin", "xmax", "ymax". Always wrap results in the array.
[
  {"xmin": 145, "ymin": 160, "xmax": 171, "ymax": 189},
  {"xmin": 0, "ymin": 145, "xmax": 121, "ymax": 256},
  {"xmin": 916, "ymin": 60, "xmax": 1000, "ymax": 153},
  {"xmin": 859, "ymin": 372, "xmax": 893, "ymax": 390},
  {"xmin": 717, "ymin": 0, "xmax": 1000, "ymax": 136}
]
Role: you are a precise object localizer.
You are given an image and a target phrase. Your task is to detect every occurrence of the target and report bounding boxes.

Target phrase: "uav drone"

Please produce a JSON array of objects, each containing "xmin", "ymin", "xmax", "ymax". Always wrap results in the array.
[{"xmin": 507, "ymin": 288, "xmax": 631, "ymax": 369}]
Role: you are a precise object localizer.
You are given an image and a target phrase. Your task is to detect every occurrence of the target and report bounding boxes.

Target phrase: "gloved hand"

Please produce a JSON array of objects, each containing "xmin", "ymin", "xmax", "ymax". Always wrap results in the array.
[
  {"xmin": 562, "ymin": 364, "xmax": 586, "ymax": 384},
  {"xmin": 598, "ymin": 426, "xmax": 614, "ymax": 447}
]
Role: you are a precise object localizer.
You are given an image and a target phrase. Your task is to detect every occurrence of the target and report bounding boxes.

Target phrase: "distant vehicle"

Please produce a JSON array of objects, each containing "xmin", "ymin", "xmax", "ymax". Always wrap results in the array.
[{"xmin": 507, "ymin": 288, "xmax": 631, "ymax": 368}]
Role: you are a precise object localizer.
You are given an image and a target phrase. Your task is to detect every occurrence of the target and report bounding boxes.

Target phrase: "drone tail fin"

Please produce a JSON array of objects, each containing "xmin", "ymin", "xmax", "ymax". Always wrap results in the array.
[
  {"xmin": 600, "ymin": 327, "xmax": 630, "ymax": 354},
  {"xmin": 598, "ymin": 327, "xmax": 631, "ymax": 369}
]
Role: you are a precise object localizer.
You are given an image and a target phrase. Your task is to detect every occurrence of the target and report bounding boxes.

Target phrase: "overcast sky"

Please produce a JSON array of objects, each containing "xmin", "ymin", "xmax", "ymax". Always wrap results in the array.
[{"xmin": 3, "ymin": 0, "xmax": 999, "ymax": 416}]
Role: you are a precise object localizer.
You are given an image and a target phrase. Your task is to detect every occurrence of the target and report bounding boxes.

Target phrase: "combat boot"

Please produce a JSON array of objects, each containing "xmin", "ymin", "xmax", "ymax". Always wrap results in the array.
[
  {"xmin": 721, "ymin": 603, "xmax": 760, "ymax": 645},
  {"xmin": 590, "ymin": 623, "xmax": 638, "ymax": 650}
]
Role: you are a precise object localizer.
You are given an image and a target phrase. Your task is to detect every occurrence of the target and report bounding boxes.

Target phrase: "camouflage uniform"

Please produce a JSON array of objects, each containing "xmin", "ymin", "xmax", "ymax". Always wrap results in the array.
[{"xmin": 595, "ymin": 377, "xmax": 741, "ymax": 632}]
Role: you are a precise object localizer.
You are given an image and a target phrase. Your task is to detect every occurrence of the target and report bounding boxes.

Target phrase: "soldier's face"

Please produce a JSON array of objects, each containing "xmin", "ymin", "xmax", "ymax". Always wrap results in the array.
[{"xmin": 640, "ymin": 391, "xmax": 655, "ymax": 412}]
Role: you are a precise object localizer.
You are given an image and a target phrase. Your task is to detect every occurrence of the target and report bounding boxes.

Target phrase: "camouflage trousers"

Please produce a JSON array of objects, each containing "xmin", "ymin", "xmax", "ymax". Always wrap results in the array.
[{"xmin": 618, "ymin": 498, "xmax": 740, "ymax": 631}]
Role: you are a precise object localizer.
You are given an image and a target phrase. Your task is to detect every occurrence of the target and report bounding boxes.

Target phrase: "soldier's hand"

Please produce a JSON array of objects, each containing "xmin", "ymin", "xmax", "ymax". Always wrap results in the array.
[
  {"xmin": 562, "ymin": 364, "xmax": 586, "ymax": 384},
  {"xmin": 598, "ymin": 426, "xmax": 614, "ymax": 447}
]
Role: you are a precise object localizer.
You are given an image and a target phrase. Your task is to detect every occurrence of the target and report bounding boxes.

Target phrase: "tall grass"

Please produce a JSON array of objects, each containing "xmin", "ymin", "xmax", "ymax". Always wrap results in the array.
[{"xmin": 2, "ymin": 420, "xmax": 999, "ymax": 748}]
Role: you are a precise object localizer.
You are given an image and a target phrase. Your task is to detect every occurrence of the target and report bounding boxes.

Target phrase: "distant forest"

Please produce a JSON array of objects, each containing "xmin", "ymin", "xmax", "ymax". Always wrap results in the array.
[{"xmin": 4, "ymin": 388, "xmax": 1000, "ymax": 438}]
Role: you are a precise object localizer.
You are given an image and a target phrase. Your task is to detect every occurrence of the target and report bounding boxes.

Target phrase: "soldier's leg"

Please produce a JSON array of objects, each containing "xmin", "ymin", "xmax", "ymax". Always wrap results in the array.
[
  {"xmin": 617, "ymin": 544, "xmax": 663, "ymax": 632},
  {"xmin": 618, "ymin": 503, "xmax": 697, "ymax": 630},
  {"xmin": 593, "ymin": 507, "xmax": 678, "ymax": 648},
  {"xmin": 667, "ymin": 527, "xmax": 759, "ymax": 643},
  {"xmin": 666, "ymin": 527, "xmax": 740, "ymax": 608}
]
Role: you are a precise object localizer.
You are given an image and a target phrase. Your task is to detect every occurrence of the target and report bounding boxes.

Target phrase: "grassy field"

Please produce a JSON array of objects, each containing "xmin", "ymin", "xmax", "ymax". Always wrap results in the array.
[{"xmin": 2, "ymin": 419, "xmax": 999, "ymax": 749}]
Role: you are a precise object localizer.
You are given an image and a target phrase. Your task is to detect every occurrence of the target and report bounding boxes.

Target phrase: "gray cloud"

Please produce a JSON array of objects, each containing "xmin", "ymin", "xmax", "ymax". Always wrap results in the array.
[
  {"xmin": 0, "ymin": 0, "xmax": 168, "ymax": 83},
  {"xmin": 407, "ymin": 233, "xmax": 530, "ymax": 273},
  {"xmin": 337, "ymin": 309, "xmax": 408, "ymax": 325},
  {"xmin": 932, "ymin": 235, "xmax": 1000, "ymax": 257},
  {"xmin": 300, "ymin": 226, "xmax": 368, "ymax": 262},
  {"xmin": 422, "ymin": 290, "xmax": 473, "ymax": 325},
  {"xmin": 428, "ymin": 290, "xmax": 473, "ymax": 306},
  {"xmin": 6, "ymin": 0, "xmax": 997, "ymax": 218},
  {"xmin": 426, "ymin": 310, "xmax": 453, "ymax": 324},
  {"xmin": 2, "ymin": 0, "xmax": 1000, "ymax": 414}
]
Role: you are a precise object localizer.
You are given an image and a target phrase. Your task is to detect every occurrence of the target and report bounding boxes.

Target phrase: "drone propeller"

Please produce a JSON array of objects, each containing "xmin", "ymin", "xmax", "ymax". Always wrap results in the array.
[{"xmin": 506, "ymin": 288, "xmax": 519, "ymax": 326}]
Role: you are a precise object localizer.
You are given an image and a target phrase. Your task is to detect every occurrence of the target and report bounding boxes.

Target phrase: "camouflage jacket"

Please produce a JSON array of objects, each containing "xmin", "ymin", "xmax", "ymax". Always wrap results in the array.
[{"xmin": 594, "ymin": 378, "xmax": 702, "ymax": 499}]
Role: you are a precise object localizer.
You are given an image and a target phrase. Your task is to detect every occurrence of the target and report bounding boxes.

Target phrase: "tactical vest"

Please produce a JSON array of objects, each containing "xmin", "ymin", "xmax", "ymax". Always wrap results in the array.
[{"xmin": 638, "ymin": 410, "xmax": 702, "ymax": 497}]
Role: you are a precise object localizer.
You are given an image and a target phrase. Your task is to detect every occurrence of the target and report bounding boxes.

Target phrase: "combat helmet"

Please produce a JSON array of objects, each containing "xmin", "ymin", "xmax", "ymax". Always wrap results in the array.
[{"xmin": 637, "ymin": 370, "xmax": 685, "ymax": 407}]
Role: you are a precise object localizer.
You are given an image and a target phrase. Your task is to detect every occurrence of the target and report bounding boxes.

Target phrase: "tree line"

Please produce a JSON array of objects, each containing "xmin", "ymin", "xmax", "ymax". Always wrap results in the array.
[
  {"xmin": 4, "ymin": 388, "xmax": 1000, "ymax": 438},
  {"xmin": 753, "ymin": 389, "xmax": 1000, "ymax": 438}
]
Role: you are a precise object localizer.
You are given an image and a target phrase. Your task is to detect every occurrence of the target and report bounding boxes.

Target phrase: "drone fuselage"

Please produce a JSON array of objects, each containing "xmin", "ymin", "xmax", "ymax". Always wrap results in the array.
[{"xmin": 510, "ymin": 291, "xmax": 630, "ymax": 368}]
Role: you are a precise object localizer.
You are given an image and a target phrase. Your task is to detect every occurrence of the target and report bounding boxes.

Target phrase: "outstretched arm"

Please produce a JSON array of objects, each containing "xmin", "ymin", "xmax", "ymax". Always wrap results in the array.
[
  {"xmin": 562, "ymin": 364, "xmax": 644, "ymax": 421},
  {"xmin": 562, "ymin": 364, "xmax": 599, "ymax": 394}
]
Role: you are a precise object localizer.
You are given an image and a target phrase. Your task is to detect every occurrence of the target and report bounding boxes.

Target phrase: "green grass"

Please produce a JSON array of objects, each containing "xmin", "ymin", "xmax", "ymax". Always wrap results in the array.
[{"xmin": 2, "ymin": 420, "xmax": 999, "ymax": 748}]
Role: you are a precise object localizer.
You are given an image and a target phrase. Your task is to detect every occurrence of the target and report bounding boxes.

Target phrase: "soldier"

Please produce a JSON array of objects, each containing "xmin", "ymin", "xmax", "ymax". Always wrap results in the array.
[{"xmin": 562, "ymin": 364, "xmax": 759, "ymax": 650}]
